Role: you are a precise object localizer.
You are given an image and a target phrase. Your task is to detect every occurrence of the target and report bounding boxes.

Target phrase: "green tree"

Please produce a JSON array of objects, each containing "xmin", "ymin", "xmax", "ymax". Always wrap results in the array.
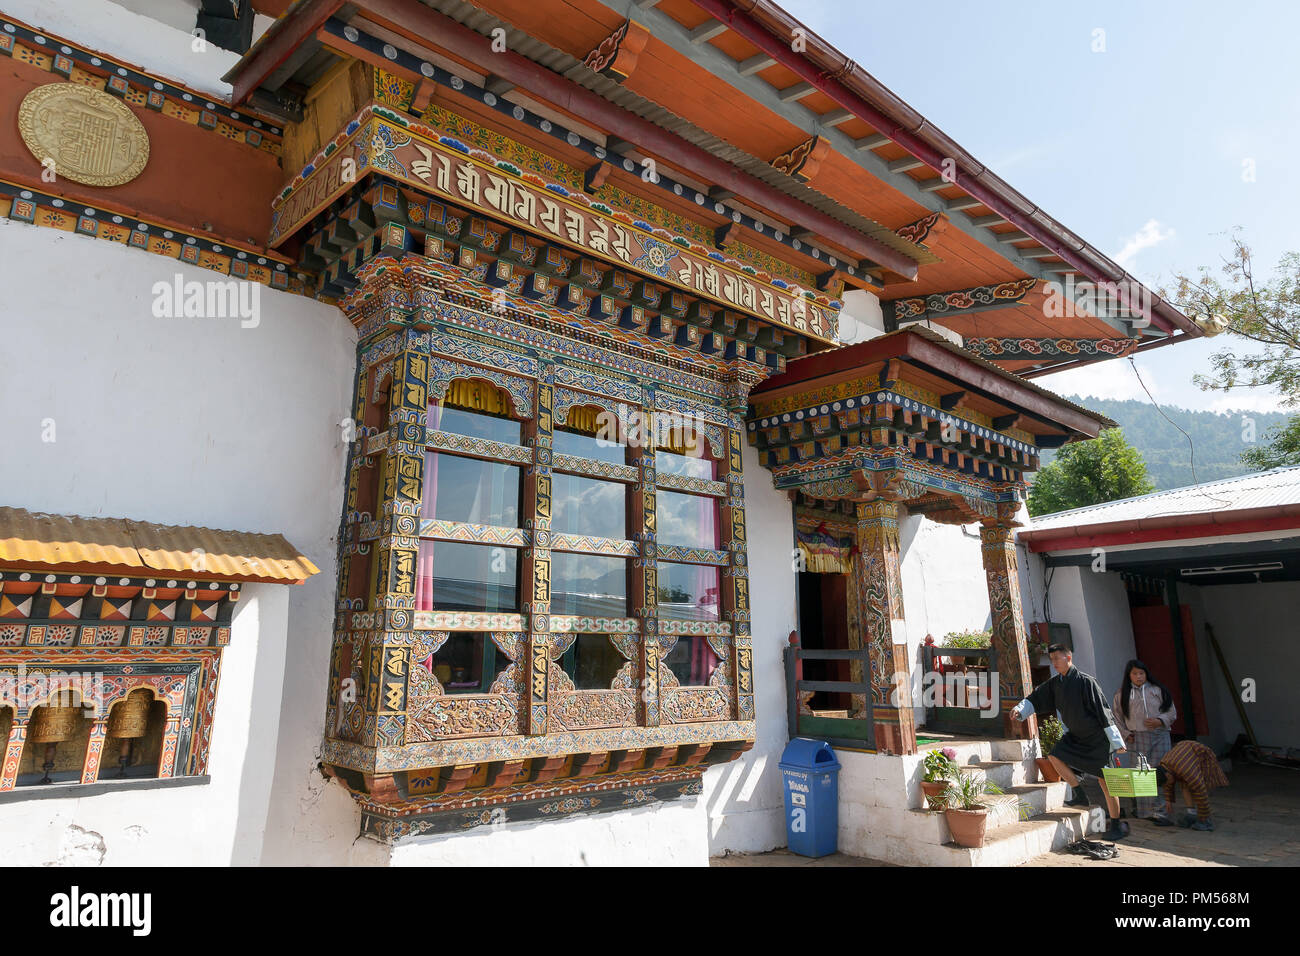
[
  {"xmin": 1241, "ymin": 417, "xmax": 1300, "ymax": 470},
  {"xmin": 1027, "ymin": 428, "xmax": 1156, "ymax": 516},
  {"xmin": 1166, "ymin": 232, "xmax": 1300, "ymax": 469}
]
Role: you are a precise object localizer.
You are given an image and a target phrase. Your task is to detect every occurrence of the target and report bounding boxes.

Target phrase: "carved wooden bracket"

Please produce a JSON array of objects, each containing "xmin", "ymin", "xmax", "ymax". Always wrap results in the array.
[
  {"xmin": 770, "ymin": 135, "xmax": 831, "ymax": 182},
  {"xmin": 582, "ymin": 20, "xmax": 652, "ymax": 82}
]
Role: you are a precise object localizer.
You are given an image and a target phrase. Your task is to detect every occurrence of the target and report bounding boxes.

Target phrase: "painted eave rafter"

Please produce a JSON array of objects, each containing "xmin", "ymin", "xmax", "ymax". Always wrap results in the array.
[
  {"xmin": 227, "ymin": 0, "xmax": 925, "ymax": 282},
  {"xmin": 596, "ymin": 0, "xmax": 1196, "ymax": 340}
]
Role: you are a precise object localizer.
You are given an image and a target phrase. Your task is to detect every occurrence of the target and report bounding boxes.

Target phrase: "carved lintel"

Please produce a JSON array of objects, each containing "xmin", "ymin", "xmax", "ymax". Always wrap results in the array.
[
  {"xmin": 770, "ymin": 135, "xmax": 831, "ymax": 182},
  {"xmin": 582, "ymin": 20, "xmax": 652, "ymax": 82}
]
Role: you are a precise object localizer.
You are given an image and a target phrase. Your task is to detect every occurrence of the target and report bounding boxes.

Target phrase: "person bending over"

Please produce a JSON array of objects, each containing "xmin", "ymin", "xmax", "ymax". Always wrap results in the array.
[{"xmin": 1011, "ymin": 644, "xmax": 1129, "ymax": 841}]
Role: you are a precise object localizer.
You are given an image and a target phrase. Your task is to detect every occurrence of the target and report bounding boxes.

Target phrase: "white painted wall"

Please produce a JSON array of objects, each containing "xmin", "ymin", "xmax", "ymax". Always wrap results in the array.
[
  {"xmin": 0, "ymin": 222, "xmax": 357, "ymax": 864},
  {"xmin": 837, "ymin": 289, "xmax": 885, "ymax": 344},
  {"xmin": 383, "ymin": 797, "xmax": 708, "ymax": 866},
  {"xmin": 898, "ymin": 515, "xmax": 991, "ymax": 723},
  {"xmin": 1037, "ymin": 565, "xmax": 1136, "ymax": 692},
  {"xmin": 1187, "ymin": 581, "xmax": 1300, "ymax": 753},
  {"xmin": 3, "ymin": 0, "xmax": 243, "ymax": 98},
  {"xmin": 704, "ymin": 440, "xmax": 798, "ymax": 854}
]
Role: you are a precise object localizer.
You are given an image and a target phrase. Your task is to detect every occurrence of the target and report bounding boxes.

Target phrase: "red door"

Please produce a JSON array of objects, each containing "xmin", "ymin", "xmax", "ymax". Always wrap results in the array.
[{"xmin": 1128, "ymin": 605, "xmax": 1209, "ymax": 736}]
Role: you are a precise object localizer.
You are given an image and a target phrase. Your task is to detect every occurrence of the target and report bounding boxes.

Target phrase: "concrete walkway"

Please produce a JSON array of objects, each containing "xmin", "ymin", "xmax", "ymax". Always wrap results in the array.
[{"xmin": 711, "ymin": 763, "xmax": 1300, "ymax": 867}]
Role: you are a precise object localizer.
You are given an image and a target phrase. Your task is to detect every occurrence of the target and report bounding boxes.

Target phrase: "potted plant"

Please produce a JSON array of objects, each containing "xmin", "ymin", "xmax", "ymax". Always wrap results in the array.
[
  {"xmin": 920, "ymin": 747, "xmax": 959, "ymax": 809},
  {"xmin": 940, "ymin": 773, "xmax": 1005, "ymax": 848},
  {"xmin": 1036, "ymin": 715, "xmax": 1064, "ymax": 783}
]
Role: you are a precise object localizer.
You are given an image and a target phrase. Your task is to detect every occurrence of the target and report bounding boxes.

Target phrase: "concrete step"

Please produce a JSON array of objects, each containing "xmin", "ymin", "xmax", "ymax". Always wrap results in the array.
[
  {"xmin": 966, "ymin": 758, "xmax": 1033, "ymax": 789},
  {"xmin": 926, "ymin": 806, "xmax": 1094, "ymax": 866}
]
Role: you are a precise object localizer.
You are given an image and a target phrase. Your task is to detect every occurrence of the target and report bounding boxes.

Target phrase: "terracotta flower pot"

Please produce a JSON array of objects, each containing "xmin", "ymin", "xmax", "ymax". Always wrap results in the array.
[
  {"xmin": 1035, "ymin": 757, "xmax": 1062, "ymax": 783},
  {"xmin": 920, "ymin": 780, "xmax": 949, "ymax": 810},
  {"xmin": 945, "ymin": 807, "xmax": 989, "ymax": 848}
]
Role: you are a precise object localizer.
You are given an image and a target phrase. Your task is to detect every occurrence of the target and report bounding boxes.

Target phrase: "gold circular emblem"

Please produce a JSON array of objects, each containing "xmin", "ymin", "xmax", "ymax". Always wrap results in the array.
[{"xmin": 17, "ymin": 83, "xmax": 150, "ymax": 187}]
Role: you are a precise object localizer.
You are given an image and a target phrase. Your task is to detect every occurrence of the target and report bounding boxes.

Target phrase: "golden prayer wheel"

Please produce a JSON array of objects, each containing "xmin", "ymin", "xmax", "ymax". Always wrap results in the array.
[
  {"xmin": 28, "ymin": 704, "xmax": 81, "ymax": 744},
  {"xmin": 107, "ymin": 690, "xmax": 152, "ymax": 739}
]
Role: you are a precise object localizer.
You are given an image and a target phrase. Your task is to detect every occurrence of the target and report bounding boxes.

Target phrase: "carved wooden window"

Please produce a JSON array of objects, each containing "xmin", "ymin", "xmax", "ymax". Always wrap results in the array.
[
  {"xmin": 653, "ymin": 441, "xmax": 727, "ymax": 625},
  {"xmin": 415, "ymin": 380, "xmax": 526, "ymax": 614}
]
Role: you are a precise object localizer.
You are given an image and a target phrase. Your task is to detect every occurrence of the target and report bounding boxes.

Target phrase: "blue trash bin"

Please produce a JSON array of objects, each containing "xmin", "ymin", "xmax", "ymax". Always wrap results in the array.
[{"xmin": 779, "ymin": 738, "xmax": 840, "ymax": 857}]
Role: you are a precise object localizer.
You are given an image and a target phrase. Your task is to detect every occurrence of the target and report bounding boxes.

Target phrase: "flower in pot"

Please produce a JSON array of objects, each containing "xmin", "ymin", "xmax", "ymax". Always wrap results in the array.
[
  {"xmin": 1035, "ymin": 715, "xmax": 1065, "ymax": 783},
  {"xmin": 941, "ymin": 772, "xmax": 1006, "ymax": 848},
  {"xmin": 920, "ymin": 747, "xmax": 959, "ymax": 810}
]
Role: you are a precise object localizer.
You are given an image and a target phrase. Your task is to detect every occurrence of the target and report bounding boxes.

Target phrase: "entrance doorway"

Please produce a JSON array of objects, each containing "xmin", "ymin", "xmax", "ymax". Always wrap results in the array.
[{"xmin": 797, "ymin": 571, "xmax": 852, "ymax": 714}]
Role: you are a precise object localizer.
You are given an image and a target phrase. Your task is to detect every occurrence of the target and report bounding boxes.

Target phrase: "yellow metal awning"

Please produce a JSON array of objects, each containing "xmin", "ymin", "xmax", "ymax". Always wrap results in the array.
[{"xmin": 0, "ymin": 507, "xmax": 320, "ymax": 584}]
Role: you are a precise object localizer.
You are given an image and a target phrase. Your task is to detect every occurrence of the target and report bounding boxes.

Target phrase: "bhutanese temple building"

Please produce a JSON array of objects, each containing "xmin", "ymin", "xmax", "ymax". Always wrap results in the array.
[{"xmin": 0, "ymin": 0, "xmax": 1208, "ymax": 866}]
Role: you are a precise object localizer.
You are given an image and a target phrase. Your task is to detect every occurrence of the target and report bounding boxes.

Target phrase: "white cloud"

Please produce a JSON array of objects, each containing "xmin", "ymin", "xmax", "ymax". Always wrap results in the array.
[
  {"xmin": 1205, "ymin": 392, "xmax": 1290, "ymax": 415},
  {"xmin": 1112, "ymin": 219, "xmax": 1175, "ymax": 269},
  {"xmin": 1038, "ymin": 359, "xmax": 1157, "ymax": 404}
]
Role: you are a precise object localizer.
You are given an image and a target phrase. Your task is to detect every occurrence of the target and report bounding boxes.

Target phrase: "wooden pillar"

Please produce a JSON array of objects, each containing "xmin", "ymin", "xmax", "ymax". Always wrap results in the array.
[
  {"xmin": 980, "ymin": 520, "xmax": 1033, "ymax": 739},
  {"xmin": 1, "ymin": 721, "xmax": 25, "ymax": 790},
  {"xmin": 158, "ymin": 716, "xmax": 182, "ymax": 778},
  {"xmin": 522, "ymin": 374, "xmax": 554, "ymax": 734},
  {"xmin": 81, "ymin": 717, "xmax": 107, "ymax": 784},
  {"xmin": 369, "ymin": 333, "xmax": 430, "ymax": 749},
  {"xmin": 854, "ymin": 499, "xmax": 916, "ymax": 755},
  {"xmin": 721, "ymin": 425, "xmax": 754, "ymax": 720},
  {"xmin": 633, "ymin": 399, "xmax": 659, "ymax": 726}
]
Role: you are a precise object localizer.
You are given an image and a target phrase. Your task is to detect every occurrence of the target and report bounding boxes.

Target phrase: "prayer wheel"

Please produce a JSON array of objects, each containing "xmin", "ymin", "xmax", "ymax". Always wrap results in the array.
[
  {"xmin": 29, "ymin": 703, "xmax": 81, "ymax": 784},
  {"xmin": 28, "ymin": 703, "xmax": 80, "ymax": 744},
  {"xmin": 109, "ymin": 689, "xmax": 152, "ymax": 777},
  {"xmin": 108, "ymin": 690, "xmax": 151, "ymax": 739}
]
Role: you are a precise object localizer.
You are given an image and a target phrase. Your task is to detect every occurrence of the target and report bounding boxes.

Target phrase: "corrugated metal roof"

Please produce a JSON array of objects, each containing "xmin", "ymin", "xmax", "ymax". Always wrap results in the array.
[
  {"xmin": 0, "ymin": 508, "xmax": 319, "ymax": 583},
  {"xmin": 1027, "ymin": 466, "xmax": 1300, "ymax": 531}
]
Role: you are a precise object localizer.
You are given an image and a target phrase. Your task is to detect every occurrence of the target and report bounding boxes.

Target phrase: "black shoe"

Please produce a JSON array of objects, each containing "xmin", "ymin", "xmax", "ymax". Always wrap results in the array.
[
  {"xmin": 1102, "ymin": 820, "xmax": 1130, "ymax": 841},
  {"xmin": 1065, "ymin": 776, "xmax": 1091, "ymax": 807}
]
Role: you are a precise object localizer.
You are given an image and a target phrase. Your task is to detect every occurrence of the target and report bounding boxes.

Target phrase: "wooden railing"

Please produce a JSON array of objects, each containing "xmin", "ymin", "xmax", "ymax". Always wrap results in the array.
[
  {"xmin": 783, "ymin": 635, "xmax": 874, "ymax": 749},
  {"xmin": 921, "ymin": 644, "xmax": 1003, "ymax": 736}
]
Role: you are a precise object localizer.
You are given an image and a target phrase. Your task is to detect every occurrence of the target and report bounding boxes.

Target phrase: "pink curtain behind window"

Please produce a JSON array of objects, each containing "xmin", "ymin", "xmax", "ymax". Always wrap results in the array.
[{"xmin": 687, "ymin": 494, "xmax": 718, "ymax": 682}]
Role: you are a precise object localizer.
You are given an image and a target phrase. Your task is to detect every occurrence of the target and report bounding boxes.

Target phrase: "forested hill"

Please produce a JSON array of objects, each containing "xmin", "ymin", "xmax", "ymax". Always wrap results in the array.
[{"xmin": 1043, "ymin": 396, "xmax": 1291, "ymax": 490}]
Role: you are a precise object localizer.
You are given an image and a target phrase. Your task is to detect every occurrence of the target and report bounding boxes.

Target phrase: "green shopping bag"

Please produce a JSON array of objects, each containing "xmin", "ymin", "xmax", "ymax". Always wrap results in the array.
[{"xmin": 1103, "ymin": 761, "xmax": 1159, "ymax": 797}]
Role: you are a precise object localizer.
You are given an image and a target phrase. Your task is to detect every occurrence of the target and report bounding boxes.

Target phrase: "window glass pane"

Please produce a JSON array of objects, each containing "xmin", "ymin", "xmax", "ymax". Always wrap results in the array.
[
  {"xmin": 554, "ymin": 427, "xmax": 626, "ymax": 465},
  {"xmin": 428, "ymin": 399, "xmax": 522, "ymax": 445},
  {"xmin": 663, "ymin": 635, "xmax": 720, "ymax": 686},
  {"xmin": 657, "ymin": 562, "xmax": 721, "ymax": 621},
  {"xmin": 562, "ymin": 635, "xmax": 627, "ymax": 690},
  {"xmin": 422, "ymin": 452, "xmax": 520, "ymax": 527},
  {"xmin": 416, "ymin": 540, "xmax": 518, "ymax": 611},
  {"xmin": 551, "ymin": 553, "xmax": 628, "ymax": 617},
  {"xmin": 656, "ymin": 490, "xmax": 719, "ymax": 550},
  {"xmin": 431, "ymin": 633, "xmax": 512, "ymax": 695},
  {"xmin": 551, "ymin": 472, "xmax": 626, "ymax": 539},
  {"xmin": 656, "ymin": 449, "xmax": 715, "ymax": 481}
]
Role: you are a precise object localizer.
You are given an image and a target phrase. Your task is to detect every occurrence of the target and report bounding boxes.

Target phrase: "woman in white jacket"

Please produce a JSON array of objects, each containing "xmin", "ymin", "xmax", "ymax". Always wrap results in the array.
[{"xmin": 1112, "ymin": 659, "xmax": 1177, "ymax": 820}]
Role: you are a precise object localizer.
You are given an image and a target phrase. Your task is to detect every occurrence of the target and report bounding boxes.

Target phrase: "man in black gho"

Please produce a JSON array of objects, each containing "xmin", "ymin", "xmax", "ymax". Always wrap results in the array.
[{"xmin": 1011, "ymin": 643, "xmax": 1129, "ymax": 841}]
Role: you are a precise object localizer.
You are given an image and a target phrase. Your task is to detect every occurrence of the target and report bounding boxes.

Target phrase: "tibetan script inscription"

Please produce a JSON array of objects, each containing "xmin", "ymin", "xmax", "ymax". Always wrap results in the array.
[
  {"xmin": 269, "ymin": 110, "xmax": 837, "ymax": 340},
  {"xmin": 18, "ymin": 84, "xmax": 150, "ymax": 187}
]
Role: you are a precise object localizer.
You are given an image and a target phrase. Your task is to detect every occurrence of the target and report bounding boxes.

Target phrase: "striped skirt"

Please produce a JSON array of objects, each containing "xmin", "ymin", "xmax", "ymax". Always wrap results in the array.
[{"xmin": 1123, "ymin": 729, "xmax": 1172, "ymax": 817}]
